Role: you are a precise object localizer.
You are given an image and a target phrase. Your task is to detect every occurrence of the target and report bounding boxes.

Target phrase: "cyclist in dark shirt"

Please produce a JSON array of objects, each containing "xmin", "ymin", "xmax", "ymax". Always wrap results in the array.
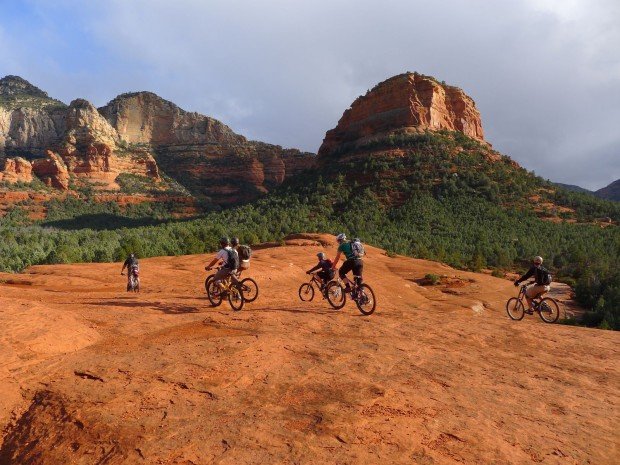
[
  {"xmin": 306, "ymin": 252, "xmax": 334, "ymax": 290},
  {"xmin": 121, "ymin": 253, "xmax": 139, "ymax": 286},
  {"xmin": 514, "ymin": 256, "xmax": 551, "ymax": 313}
]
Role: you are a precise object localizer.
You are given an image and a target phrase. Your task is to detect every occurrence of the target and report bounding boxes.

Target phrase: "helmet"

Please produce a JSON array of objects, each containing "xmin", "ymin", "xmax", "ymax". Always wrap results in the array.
[
  {"xmin": 317, "ymin": 252, "xmax": 326, "ymax": 260},
  {"xmin": 533, "ymin": 256, "xmax": 543, "ymax": 265},
  {"xmin": 129, "ymin": 253, "xmax": 135, "ymax": 258},
  {"xmin": 231, "ymin": 237, "xmax": 239, "ymax": 247},
  {"xmin": 219, "ymin": 237, "xmax": 230, "ymax": 247},
  {"xmin": 336, "ymin": 233, "xmax": 347, "ymax": 243}
]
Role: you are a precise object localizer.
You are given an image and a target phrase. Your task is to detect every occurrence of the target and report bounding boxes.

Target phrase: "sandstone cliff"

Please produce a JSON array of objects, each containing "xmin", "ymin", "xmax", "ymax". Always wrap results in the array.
[
  {"xmin": 100, "ymin": 92, "xmax": 314, "ymax": 205},
  {"xmin": 318, "ymin": 72, "xmax": 486, "ymax": 158},
  {"xmin": 1, "ymin": 76, "xmax": 315, "ymax": 208},
  {"xmin": 0, "ymin": 76, "xmax": 66, "ymax": 156},
  {"xmin": 0, "ymin": 157, "xmax": 33, "ymax": 184}
]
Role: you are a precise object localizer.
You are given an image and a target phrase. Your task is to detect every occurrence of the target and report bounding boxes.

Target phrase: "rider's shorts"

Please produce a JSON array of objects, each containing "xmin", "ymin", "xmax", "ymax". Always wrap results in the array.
[
  {"xmin": 339, "ymin": 258, "xmax": 363, "ymax": 282},
  {"xmin": 214, "ymin": 267, "xmax": 239, "ymax": 284},
  {"xmin": 526, "ymin": 284, "xmax": 550, "ymax": 298}
]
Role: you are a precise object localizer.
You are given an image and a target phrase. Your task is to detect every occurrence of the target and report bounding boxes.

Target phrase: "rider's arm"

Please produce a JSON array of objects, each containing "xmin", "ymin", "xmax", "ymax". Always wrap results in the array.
[
  {"xmin": 515, "ymin": 267, "xmax": 534, "ymax": 284},
  {"xmin": 307, "ymin": 263, "xmax": 321, "ymax": 274},
  {"xmin": 332, "ymin": 251, "xmax": 342, "ymax": 269},
  {"xmin": 205, "ymin": 257, "xmax": 220, "ymax": 270},
  {"xmin": 121, "ymin": 261, "xmax": 127, "ymax": 274}
]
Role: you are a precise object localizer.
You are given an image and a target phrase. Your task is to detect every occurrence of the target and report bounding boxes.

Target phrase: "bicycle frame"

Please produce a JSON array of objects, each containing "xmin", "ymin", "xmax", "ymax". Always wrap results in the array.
[
  {"xmin": 308, "ymin": 274, "xmax": 323, "ymax": 288},
  {"xmin": 516, "ymin": 282, "xmax": 544, "ymax": 309}
]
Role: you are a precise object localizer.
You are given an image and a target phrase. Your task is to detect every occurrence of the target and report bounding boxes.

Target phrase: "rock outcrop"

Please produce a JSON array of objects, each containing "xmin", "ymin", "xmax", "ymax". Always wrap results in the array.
[
  {"xmin": 0, "ymin": 157, "xmax": 33, "ymax": 184},
  {"xmin": 100, "ymin": 92, "xmax": 314, "ymax": 205},
  {"xmin": 99, "ymin": 92, "xmax": 242, "ymax": 146},
  {"xmin": 0, "ymin": 76, "xmax": 315, "ymax": 208},
  {"xmin": 31, "ymin": 151, "xmax": 70, "ymax": 190},
  {"xmin": 318, "ymin": 72, "xmax": 485, "ymax": 158}
]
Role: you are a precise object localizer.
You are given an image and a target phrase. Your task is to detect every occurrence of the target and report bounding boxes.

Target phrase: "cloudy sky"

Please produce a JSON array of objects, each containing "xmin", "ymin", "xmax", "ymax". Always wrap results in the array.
[{"xmin": 1, "ymin": 0, "xmax": 618, "ymax": 189}]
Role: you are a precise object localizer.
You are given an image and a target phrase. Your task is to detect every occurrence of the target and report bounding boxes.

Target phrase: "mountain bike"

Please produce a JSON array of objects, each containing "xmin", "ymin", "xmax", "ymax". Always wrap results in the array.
[
  {"xmin": 205, "ymin": 269, "xmax": 258, "ymax": 303},
  {"xmin": 298, "ymin": 273, "xmax": 336, "ymax": 303},
  {"xmin": 506, "ymin": 281, "xmax": 560, "ymax": 323},
  {"xmin": 206, "ymin": 273, "xmax": 244, "ymax": 311},
  {"xmin": 122, "ymin": 267, "xmax": 140, "ymax": 293},
  {"xmin": 326, "ymin": 277, "xmax": 376, "ymax": 315}
]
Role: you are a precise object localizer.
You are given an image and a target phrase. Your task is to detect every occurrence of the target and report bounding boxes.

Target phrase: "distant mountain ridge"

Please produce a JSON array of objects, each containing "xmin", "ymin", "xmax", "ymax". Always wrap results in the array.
[
  {"xmin": 594, "ymin": 179, "xmax": 620, "ymax": 201},
  {"xmin": 552, "ymin": 180, "xmax": 620, "ymax": 202},
  {"xmin": 0, "ymin": 75, "xmax": 314, "ymax": 207},
  {"xmin": 553, "ymin": 183, "xmax": 592, "ymax": 194}
]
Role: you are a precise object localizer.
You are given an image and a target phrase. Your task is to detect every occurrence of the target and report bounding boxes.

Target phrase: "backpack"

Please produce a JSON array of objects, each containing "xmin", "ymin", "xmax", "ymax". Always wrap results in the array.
[
  {"xmin": 351, "ymin": 239, "xmax": 365, "ymax": 258},
  {"xmin": 541, "ymin": 267, "xmax": 552, "ymax": 285},
  {"xmin": 238, "ymin": 244, "xmax": 252, "ymax": 261},
  {"xmin": 225, "ymin": 248, "xmax": 240, "ymax": 270}
]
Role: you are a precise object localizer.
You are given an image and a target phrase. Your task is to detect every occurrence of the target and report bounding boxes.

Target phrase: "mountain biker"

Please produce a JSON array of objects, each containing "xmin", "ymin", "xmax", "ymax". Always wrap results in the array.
[
  {"xmin": 231, "ymin": 237, "xmax": 252, "ymax": 276},
  {"xmin": 205, "ymin": 237, "xmax": 240, "ymax": 290},
  {"xmin": 121, "ymin": 253, "xmax": 139, "ymax": 286},
  {"xmin": 332, "ymin": 233, "xmax": 364, "ymax": 292},
  {"xmin": 514, "ymin": 256, "xmax": 552, "ymax": 313},
  {"xmin": 306, "ymin": 252, "xmax": 334, "ymax": 291}
]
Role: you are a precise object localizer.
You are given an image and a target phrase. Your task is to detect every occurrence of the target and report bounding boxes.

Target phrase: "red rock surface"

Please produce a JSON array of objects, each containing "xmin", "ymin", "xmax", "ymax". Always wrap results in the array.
[
  {"xmin": 0, "ymin": 157, "xmax": 33, "ymax": 183},
  {"xmin": 31, "ymin": 151, "xmax": 70, "ymax": 190},
  {"xmin": 319, "ymin": 72, "xmax": 486, "ymax": 158},
  {"xmin": 0, "ymin": 235, "xmax": 617, "ymax": 464}
]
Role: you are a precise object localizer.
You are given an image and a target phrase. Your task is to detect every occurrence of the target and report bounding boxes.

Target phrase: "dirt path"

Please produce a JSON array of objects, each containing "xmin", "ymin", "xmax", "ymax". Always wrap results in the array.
[{"xmin": 0, "ymin": 234, "xmax": 618, "ymax": 464}]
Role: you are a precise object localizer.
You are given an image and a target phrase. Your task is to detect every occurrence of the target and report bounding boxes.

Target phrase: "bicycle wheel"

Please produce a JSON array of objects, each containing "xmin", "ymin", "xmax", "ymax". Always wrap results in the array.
[
  {"xmin": 506, "ymin": 297, "xmax": 525, "ymax": 321},
  {"xmin": 299, "ymin": 283, "xmax": 315, "ymax": 302},
  {"xmin": 228, "ymin": 285, "xmax": 245, "ymax": 311},
  {"xmin": 326, "ymin": 281, "xmax": 346, "ymax": 309},
  {"xmin": 355, "ymin": 284, "xmax": 376, "ymax": 315},
  {"xmin": 204, "ymin": 274, "xmax": 215, "ymax": 293},
  {"xmin": 539, "ymin": 298, "xmax": 560, "ymax": 323},
  {"xmin": 240, "ymin": 278, "xmax": 259, "ymax": 302},
  {"xmin": 206, "ymin": 280, "xmax": 223, "ymax": 307}
]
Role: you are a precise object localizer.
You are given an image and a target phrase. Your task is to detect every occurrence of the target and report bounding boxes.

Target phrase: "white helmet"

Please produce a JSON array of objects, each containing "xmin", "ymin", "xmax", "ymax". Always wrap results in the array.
[
  {"xmin": 336, "ymin": 233, "xmax": 347, "ymax": 243},
  {"xmin": 533, "ymin": 256, "xmax": 543, "ymax": 265}
]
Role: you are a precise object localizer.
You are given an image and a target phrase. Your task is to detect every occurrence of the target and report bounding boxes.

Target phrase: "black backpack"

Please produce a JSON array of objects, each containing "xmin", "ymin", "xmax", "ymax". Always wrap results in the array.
[
  {"xmin": 226, "ymin": 248, "xmax": 239, "ymax": 270},
  {"xmin": 541, "ymin": 267, "xmax": 553, "ymax": 285},
  {"xmin": 238, "ymin": 245, "xmax": 252, "ymax": 261}
]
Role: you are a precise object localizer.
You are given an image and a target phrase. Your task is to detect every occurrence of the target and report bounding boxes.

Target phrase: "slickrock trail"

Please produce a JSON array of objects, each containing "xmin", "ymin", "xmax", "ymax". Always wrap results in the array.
[{"xmin": 0, "ymin": 234, "xmax": 617, "ymax": 464}]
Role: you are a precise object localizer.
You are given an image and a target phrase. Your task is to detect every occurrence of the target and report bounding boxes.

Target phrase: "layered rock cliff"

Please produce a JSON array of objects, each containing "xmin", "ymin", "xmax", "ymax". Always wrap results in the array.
[
  {"xmin": 318, "ymin": 72, "xmax": 486, "ymax": 158},
  {"xmin": 0, "ymin": 79, "xmax": 161, "ymax": 192},
  {"xmin": 0, "ymin": 76, "xmax": 66, "ymax": 156},
  {"xmin": 99, "ymin": 92, "xmax": 314, "ymax": 204},
  {"xmin": 0, "ymin": 76, "xmax": 314, "ymax": 207}
]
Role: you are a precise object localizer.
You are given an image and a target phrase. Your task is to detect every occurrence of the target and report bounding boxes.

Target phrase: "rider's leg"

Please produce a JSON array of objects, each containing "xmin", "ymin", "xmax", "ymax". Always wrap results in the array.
[
  {"xmin": 317, "ymin": 270, "xmax": 329, "ymax": 289},
  {"xmin": 339, "ymin": 260, "xmax": 354, "ymax": 291},
  {"xmin": 525, "ymin": 285, "xmax": 547, "ymax": 310},
  {"xmin": 230, "ymin": 270, "xmax": 241, "ymax": 287},
  {"xmin": 214, "ymin": 267, "xmax": 229, "ymax": 290},
  {"xmin": 352, "ymin": 260, "xmax": 363, "ymax": 286}
]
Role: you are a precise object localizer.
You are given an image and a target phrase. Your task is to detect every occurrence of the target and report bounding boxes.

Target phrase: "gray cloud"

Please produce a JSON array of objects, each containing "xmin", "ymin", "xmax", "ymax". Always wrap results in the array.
[{"xmin": 1, "ymin": 0, "xmax": 619, "ymax": 190}]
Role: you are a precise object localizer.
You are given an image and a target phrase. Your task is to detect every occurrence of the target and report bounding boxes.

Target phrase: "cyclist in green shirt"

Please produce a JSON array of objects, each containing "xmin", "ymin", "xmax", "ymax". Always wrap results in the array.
[{"xmin": 332, "ymin": 233, "xmax": 363, "ymax": 292}]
